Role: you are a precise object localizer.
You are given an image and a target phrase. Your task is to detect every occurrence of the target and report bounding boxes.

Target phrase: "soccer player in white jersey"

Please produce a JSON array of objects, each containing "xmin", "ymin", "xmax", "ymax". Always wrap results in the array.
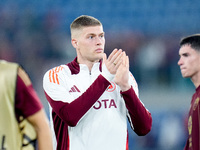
[{"xmin": 43, "ymin": 15, "xmax": 152, "ymax": 150}]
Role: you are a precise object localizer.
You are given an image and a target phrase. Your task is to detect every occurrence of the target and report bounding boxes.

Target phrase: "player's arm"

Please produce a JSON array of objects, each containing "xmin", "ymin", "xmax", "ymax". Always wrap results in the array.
[
  {"xmin": 26, "ymin": 109, "xmax": 53, "ymax": 150},
  {"xmin": 16, "ymin": 67, "xmax": 53, "ymax": 150},
  {"xmin": 121, "ymin": 87, "xmax": 152, "ymax": 136},
  {"xmin": 44, "ymin": 73, "xmax": 110, "ymax": 127},
  {"xmin": 114, "ymin": 52, "xmax": 152, "ymax": 136}
]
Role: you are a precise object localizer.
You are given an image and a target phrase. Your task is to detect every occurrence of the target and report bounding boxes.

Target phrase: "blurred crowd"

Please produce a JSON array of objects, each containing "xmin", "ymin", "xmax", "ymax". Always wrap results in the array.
[
  {"xmin": 0, "ymin": 0, "xmax": 198, "ymax": 89},
  {"xmin": 0, "ymin": 4, "xmax": 188, "ymax": 88}
]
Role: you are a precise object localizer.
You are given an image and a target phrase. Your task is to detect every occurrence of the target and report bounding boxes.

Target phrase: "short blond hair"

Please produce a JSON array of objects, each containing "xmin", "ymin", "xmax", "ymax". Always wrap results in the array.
[{"xmin": 70, "ymin": 15, "xmax": 102, "ymax": 38}]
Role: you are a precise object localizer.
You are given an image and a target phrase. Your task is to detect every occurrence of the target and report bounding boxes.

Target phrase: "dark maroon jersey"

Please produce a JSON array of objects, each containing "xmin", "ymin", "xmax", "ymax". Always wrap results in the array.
[
  {"xmin": 15, "ymin": 75, "xmax": 43, "ymax": 121},
  {"xmin": 184, "ymin": 86, "xmax": 200, "ymax": 150}
]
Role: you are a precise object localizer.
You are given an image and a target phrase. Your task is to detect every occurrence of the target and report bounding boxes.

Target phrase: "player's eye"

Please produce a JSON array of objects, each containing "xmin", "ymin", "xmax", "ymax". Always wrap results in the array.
[
  {"xmin": 89, "ymin": 36, "xmax": 94, "ymax": 39},
  {"xmin": 183, "ymin": 53, "xmax": 189, "ymax": 57},
  {"xmin": 100, "ymin": 34, "xmax": 104, "ymax": 38}
]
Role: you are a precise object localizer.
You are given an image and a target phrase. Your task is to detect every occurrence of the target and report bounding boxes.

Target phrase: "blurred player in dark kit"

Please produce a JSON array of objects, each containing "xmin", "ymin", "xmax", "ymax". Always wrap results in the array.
[
  {"xmin": 0, "ymin": 60, "xmax": 53, "ymax": 150},
  {"xmin": 178, "ymin": 34, "xmax": 200, "ymax": 150}
]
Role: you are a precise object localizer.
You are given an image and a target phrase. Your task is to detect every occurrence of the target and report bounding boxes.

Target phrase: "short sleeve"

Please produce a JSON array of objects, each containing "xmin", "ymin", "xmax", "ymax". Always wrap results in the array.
[{"xmin": 15, "ymin": 69, "xmax": 43, "ymax": 121}]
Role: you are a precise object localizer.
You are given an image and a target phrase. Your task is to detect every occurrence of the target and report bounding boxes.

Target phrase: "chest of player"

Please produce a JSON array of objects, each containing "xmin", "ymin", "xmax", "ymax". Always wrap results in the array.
[{"xmin": 67, "ymin": 70, "xmax": 125, "ymax": 112}]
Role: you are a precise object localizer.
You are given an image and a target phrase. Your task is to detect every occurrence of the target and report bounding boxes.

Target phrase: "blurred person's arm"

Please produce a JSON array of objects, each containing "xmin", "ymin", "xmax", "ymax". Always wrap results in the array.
[
  {"xmin": 16, "ymin": 67, "xmax": 53, "ymax": 150},
  {"xmin": 27, "ymin": 109, "xmax": 53, "ymax": 150}
]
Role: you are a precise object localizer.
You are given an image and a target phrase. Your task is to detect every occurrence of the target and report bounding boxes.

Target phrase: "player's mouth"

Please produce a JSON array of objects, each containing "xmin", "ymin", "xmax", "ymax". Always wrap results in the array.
[
  {"xmin": 95, "ymin": 48, "xmax": 103, "ymax": 53},
  {"xmin": 180, "ymin": 67, "xmax": 186, "ymax": 71},
  {"xmin": 180, "ymin": 68, "xmax": 187, "ymax": 74}
]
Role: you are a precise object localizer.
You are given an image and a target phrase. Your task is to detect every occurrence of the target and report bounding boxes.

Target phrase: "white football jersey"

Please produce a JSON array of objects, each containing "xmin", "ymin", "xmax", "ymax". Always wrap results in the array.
[{"xmin": 43, "ymin": 58, "xmax": 151, "ymax": 150}]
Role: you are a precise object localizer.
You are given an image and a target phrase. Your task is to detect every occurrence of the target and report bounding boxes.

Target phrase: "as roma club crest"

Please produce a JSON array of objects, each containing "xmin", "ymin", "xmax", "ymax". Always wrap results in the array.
[
  {"xmin": 106, "ymin": 81, "xmax": 116, "ymax": 92},
  {"xmin": 193, "ymin": 97, "xmax": 200, "ymax": 110}
]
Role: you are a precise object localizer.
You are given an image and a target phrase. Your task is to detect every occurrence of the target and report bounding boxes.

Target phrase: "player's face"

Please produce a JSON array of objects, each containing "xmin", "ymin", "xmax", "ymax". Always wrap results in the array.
[
  {"xmin": 178, "ymin": 45, "xmax": 200, "ymax": 78},
  {"xmin": 74, "ymin": 25, "xmax": 105, "ymax": 63}
]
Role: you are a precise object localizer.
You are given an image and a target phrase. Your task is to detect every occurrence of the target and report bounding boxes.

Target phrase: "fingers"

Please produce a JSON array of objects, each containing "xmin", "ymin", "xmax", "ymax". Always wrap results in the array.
[
  {"xmin": 106, "ymin": 49, "xmax": 123, "ymax": 71},
  {"xmin": 108, "ymin": 49, "xmax": 123, "ymax": 66},
  {"xmin": 105, "ymin": 48, "xmax": 129, "ymax": 74},
  {"xmin": 120, "ymin": 51, "xmax": 129, "ymax": 67},
  {"xmin": 121, "ymin": 52, "xmax": 129, "ymax": 66},
  {"xmin": 108, "ymin": 49, "xmax": 130, "ymax": 68},
  {"xmin": 102, "ymin": 53, "xmax": 107, "ymax": 64},
  {"xmin": 126, "ymin": 55, "xmax": 129, "ymax": 69},
  {"xmin": 114, "ymin": 51, "xmax": 130, "ymax": 91},
  {"xmin": 113, "ymin": 49, "xmax": 123, "ymax": 66},
  {"xmin": 107, "ymin": 49, "xmax": 118, "ymax": 61},
  {"xmin": 113, "ymin": 58, "xmax": 122, "ymax": 69}
]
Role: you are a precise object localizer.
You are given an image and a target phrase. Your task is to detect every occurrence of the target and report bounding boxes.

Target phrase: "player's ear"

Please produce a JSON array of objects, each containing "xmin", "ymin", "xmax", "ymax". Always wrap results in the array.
[{"xmin": 71, "ymin": 39, "xmax": 78, "ymax": 48}]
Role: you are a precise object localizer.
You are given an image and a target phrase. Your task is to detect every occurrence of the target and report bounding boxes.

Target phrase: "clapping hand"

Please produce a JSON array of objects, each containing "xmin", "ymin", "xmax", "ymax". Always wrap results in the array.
[
  {"xmin": 114, "ymin": 51, "xmax": 131, "ymax": 91},
  {"xmin": 103, "ymin": 49, "xmax": 131, "ymax": 91},
  {"xmin": 103, "ymin": 48, "xmax": 123, "ymax": 74}
]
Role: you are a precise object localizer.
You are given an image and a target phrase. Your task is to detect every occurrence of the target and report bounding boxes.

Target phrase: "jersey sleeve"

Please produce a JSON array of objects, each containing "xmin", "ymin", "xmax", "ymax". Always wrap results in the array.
[
  {"xmin": 15, "ymin": 67, "xmax": 43, "ymax": 122},
  {"xmin": 43, "ymin": 66, "xmax": 111, "ymax": 126},
  {"xmin": 121, "ymin": 72, "xmax": 152, "ymax": 136}
]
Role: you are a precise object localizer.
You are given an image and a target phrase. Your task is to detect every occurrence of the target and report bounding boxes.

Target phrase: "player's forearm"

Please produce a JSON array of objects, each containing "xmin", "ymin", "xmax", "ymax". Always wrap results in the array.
[
  {"xmin": 121, "ymin": 87, "xmax": 152, "ymax": 136},
  {"xmin": 37, "ymin": 127, "xmax": 53, "ymax": 150},
  {"xmin": 36, "ymin": 115, "xmax": 53, "ymax": 150},
  {"xmin": 27, "ymin": 109, "xmax": 53, "ymax": 150}
]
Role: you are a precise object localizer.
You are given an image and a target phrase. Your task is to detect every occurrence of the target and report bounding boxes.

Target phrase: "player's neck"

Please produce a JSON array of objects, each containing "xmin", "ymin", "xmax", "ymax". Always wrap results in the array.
[
  {"xmin": 77, "ymin": 58, "xmax": 98, "ymax": 72},
  {"xmin": 191, "ymin": 72, "xmax": 200, "ymax": 88}
]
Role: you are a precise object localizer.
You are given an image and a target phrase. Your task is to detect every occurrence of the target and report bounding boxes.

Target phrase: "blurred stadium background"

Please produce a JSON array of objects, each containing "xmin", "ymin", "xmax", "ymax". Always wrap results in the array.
[{"xmin": 1, "ymin": 0, "xmax": 200, "ymax": 149}]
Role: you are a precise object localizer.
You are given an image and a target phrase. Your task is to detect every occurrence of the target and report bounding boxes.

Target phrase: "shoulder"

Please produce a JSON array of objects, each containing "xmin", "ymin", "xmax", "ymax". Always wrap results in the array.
[
  {"xmin": 18, "ymin": 67, "xmax": 32, "ymax": 86},
  {"xmin": 0, "ymin": 60, "xmax": 18, "ymax": 66},
  {"xmin": 0, "ymin": 60, "xmax": 19, "ymax": 73},
  {"xmin": 43, "ymin": 65, "xmax": 71, "ymax": 85}
]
